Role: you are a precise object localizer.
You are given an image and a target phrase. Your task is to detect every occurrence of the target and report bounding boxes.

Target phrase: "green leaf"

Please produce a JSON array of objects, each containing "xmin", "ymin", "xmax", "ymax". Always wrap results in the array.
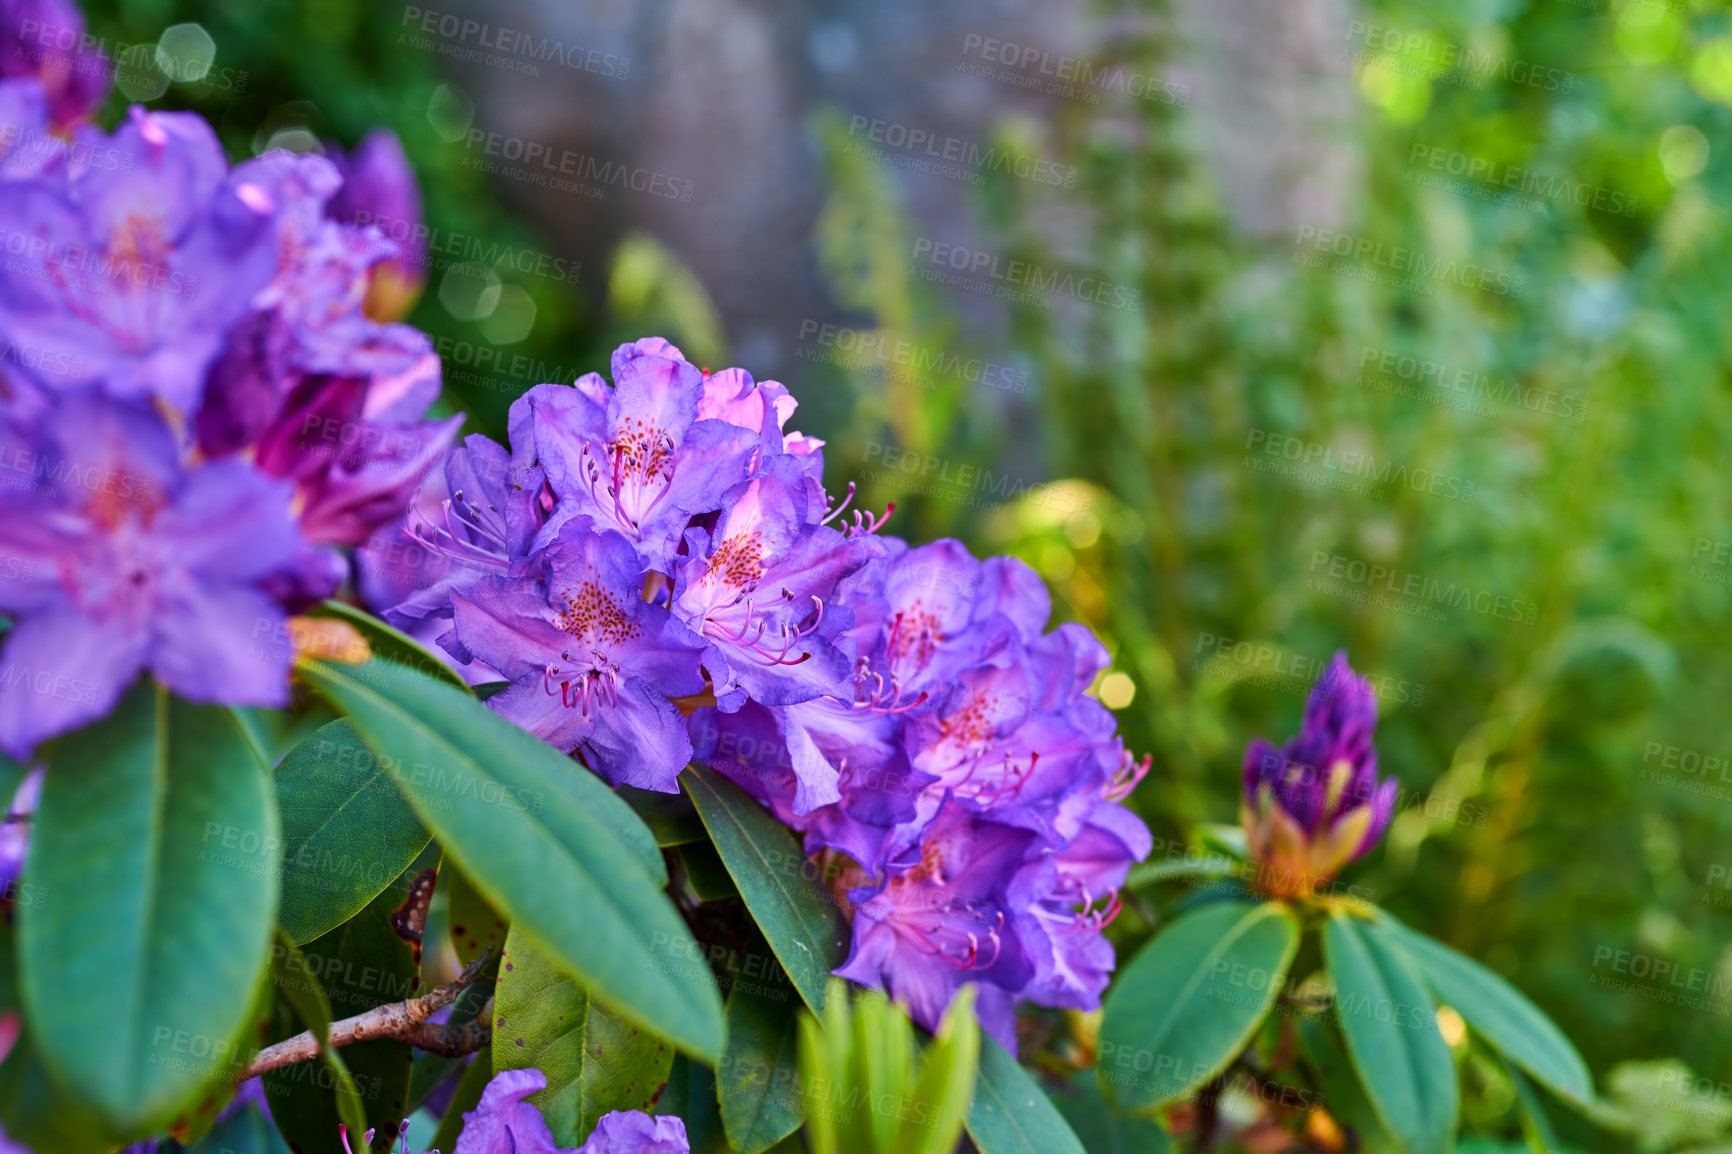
[
  {"xmin": 679, "ymin": 841, "xmax": 741, "ymax": 902},
  {"xmin": 275, "ymin": 719, "xmax": 431, "ymax": 945},
  {"xmin": 1379, "ymin": 914, "xmax": 1592, "ymax": 1105},
  {"xmin": 620, "ymin": 783, "xmax": 708, "ymax": 846},
  {"xmin": 0, "ymin": 750, "xmax": 25, "ymax": 816},
  {"xmin": 658, "ymin": 1054, "xmax": 728, "ymax": 1154},
  {"xmin": 309, "ymin": 599, "xmax": 473, "ymax": 692},
  {"xmin": 0, "ymin": 1026, "xmax": 121, "ymax": 1153},
  {"xmin": 164, "ymin": 962, "xmax": 278, "ymax": 1146},
  {"xmin": 267, "ymin": 931, "xmax": 369, "ymax": 1143},
  {"xmin": 683, "ymin": 762, "xmax": 848, "ymax": 1015},
  {"xmin": 20, "ymin": 684, "xmax": 280, "ymax": 1133},
  {"xmin": 446, "ymin": 860, "xmax": 510, "ymax": 967},
  {"xmin": 1097, "ymin": 899, "xmax": 1300, "ymax": 1112},
  {"xmin": 298, "ymin": 658, "xmax": 723, "ymax": 1061},
  {"xmin": 263, "ymin": 866, "xmax": 420, "ymax": 1152},
  {"xmin": 1052, "ymin": 1072, "xmax": 1172, "ymax": 1154},
  {"xmin": 905, "ymin": 986, "xmax": 980, "ymax": 1154},
  {"xmin": 718, "ymin": 987, "xmax": 804, "ymax": 1154},
  {"xmin": 1506, "ymin": 1062, "xmax": 1562, "ymax": 1154},
  {"xmin": 1125, "ymin": 857, "xmax": 1243, "ymax": 889},
  {"xmin": 967, "ymin": 1032, "xmax": 1083, "ymax": 1154},
  {"xmin": 492, "ymin": 924, "xmax": 674, "ymax": 1145},
  {"xmin": 430, "ymin": 1044, "xmax": 493, "ymax": 1154},
  {"xmin": 185, "ymin": 1101, "xmax": 292, "ymax": 1153},
  {"xmin": 1325, "ymin": 910, "xmax": 1459, "ymax": 1154}
]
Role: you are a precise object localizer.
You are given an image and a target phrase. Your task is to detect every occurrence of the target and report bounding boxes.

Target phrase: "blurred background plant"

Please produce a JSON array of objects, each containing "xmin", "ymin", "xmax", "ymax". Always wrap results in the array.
[{"xmin": 86, "ymin": 0, "xmax": 1732, "ymax": 1147}]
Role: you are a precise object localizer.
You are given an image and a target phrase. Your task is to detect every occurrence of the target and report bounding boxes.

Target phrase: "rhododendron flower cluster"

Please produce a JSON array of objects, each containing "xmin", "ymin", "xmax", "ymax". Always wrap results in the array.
[
  {"xmin": 0, "ymin": 70, "xmax": 450, "ymax": 757},
  {"xmin": 366, "ymin": 336, "xmax": 1152, "ymax": 1047}
]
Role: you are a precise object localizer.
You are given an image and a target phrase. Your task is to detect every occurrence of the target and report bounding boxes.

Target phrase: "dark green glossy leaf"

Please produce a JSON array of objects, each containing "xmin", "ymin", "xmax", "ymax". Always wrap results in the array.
[
  {"xmin": 492, "ymin": 924, "xmax": 674, "ymax": 1144},
  {"xmin": 20, "ymin": 683, "xmax": 279, "ymax": 1132},
  {"xmin": 683, "ymin": 762, "xmax": 847, "ymax": 1015},
  {"xmin": 968, "ymin": 1033, "xmax": 1083, "ymax": 1154},
  {"xmin": 620, "ymin": 783, "xmax": 708, "ymax": 846},
  {"xmin": 267, "ymin": 931, "xmax": 369, "ymax": 1142},
  {"xmin": 446, "ymin": 861, "xmax": 509, "ymax": 967},
  {"xmin": 1097, "ymin": 900, "xmax": 1300, "ymax": 1112},
  {"xmin": 299, "ymin": 658, "xmax": 723, "ymax": 1061},
  {"xmin": 658, "ymin": 1054, "xmax": 728, "ymax": 1154},
  {"xmin": 185, "ymin": 1101, "xmax": 292, "ymax": 1153},
  {"xmin": 0, "ymin": 1026, "xmax": 120, "ymax": 1153},
  {"xmin": 264, "ymin": 865, "xmax": 420, "ymax": 1152},
  {"xmin": 718, "ymin": 987, "xmax": 803, "ymax": 1154},
  {"xmin": 1325, "ymin": 911, "xmax": 1459, "ymax": 1154},
  {"xmin": 1052, "ymin": 1072, "xmax": 1172, "ymax": 1154},
  {"xmin": 1380, "ymin": 914, "xmax": 1591, "ymax": 1105},
  {"xmin": 679, "ymin": 841, "xmax": 740, "ymax": 902},
  {"xmin": 275, "ymin": 718, "xmax": 431, "ymax": 945}
]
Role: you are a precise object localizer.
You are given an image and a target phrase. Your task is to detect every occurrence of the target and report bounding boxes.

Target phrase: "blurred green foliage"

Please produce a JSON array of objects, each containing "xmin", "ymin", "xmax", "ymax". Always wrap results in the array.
[{"xmin": 85, "ymin": 0, "xmax": 1732, "ymax": 1146}]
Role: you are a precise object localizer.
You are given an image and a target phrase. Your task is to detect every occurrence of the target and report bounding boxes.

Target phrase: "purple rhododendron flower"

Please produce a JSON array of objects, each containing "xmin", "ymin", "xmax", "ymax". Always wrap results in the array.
[
  {"xmin": 0, "ymin": 394, "xmax": 316, "ymax": 757},
  {"xmin": 669, "ymin": 456, "xmax": 867, "ymax": 713},
  {"xmin": 0, "ymin": 106, "xmax": 278, "ymax": 413},
  {"xmin": 326, "ymin": 128, "xmax": 427, "ymax": 322},
  {"xmin": 837, "ymin": 801, "xmax": 1039, "ymax": 1050},
  {"xmin": 362, "ymin": 336, "xmax": 1151, "ymax": 1043},
  {"xmin": 447, "ymin": 516, "xmax": 709, "ymax": 790},
  {"xmin": 1240, "ymin": 651, "xmax": 1397, "ymax": 898},
  {"xmin": 337, "ymin": 1072, "xmax": 689, "ymax": 1154},
  {"xmin": 196, "ymin": 149, "xmax": 455, "ymax": 547},
  {"xmin": 576, "ymin": 1109, "xmax": 690, "ymax": 1154},
  {"xmin": 520, "ymin": 340, "xmax": 761, "ymax": 571},
  {"xmin": 0, "ymin": 0, "xmax": 108, "ymax": 131}
]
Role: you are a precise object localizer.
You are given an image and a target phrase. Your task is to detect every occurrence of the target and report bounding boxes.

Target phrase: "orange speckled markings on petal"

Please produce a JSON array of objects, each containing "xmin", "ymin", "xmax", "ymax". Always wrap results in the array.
[
  {"xmin": 611, "ymin": 417, "xmax": 675, "ymax": 485},
  {"xmin": 887, "ymin": 605, "xmax": 944, "ymax": 669},
  {"xmin": 703, "ymin": 530, "xmax": 769, "ymax": 588},
  {"xmin": 554, "ymin": 577, "xmax": 642, "ymax": 645}
]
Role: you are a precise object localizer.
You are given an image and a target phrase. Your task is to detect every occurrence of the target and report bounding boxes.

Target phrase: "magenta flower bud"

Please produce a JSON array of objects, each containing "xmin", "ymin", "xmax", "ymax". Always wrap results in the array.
[{"xmin": 1240, "ymin": 652, "xmax": 1397, "ymax": 898}]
